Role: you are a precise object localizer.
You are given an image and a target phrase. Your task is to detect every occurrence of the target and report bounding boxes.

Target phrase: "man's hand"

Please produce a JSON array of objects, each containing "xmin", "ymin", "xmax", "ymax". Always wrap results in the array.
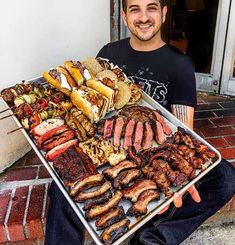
[{"xmin": 157, "ymin": 184, "xmax": 201, "ymax": 215}]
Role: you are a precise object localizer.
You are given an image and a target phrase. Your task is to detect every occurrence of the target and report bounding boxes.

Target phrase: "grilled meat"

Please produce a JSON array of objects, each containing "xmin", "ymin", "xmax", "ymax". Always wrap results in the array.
[
  {"xmin": 123, "ymin": 119, "xmax": 135, "ymax": 149},
  {"xmin": 100, "ymin": 218, "xmax": 130, "ymax": 245},
  {"xmin": 103, "ymin": 160, "xmax": 137, "ymax": 179},
  {"xmin": 75, "ymin": 181, "xmax": 112, "ymax": 202},
  {"xmin": 95, "ymin": 206, "xmax": 126, "ymax": 230},
  {"xmin": 153, "ymin": 110, "xmax": 172, "ymax": 135},
  {"xmin": 69, "ymin": 174, "xmax": 104, "ymax": 196},
  {"xmin": 133, "ymin": 121, "xmax": 144, "ymax": 152},
  {"xmin": 142, "ymin": 122, "xmax": 154, "ymax": 149},
  {"xmin": 85, "ymin": 191, "xmax": 123, "ymax": 220},
  {"xmin": 113, "ymin": 117, "xmax": 125, "ymax": 147},
  {"xmin": 83, "ymin": 190, "xmax": 112, "ymax": 211},
  {"xmin": 122, "ymin": 179, "xmax": 157, "ymax": 202},
  {"xmin": 127, "ymin": 190, "xmax": 159, "ymax": 216}
]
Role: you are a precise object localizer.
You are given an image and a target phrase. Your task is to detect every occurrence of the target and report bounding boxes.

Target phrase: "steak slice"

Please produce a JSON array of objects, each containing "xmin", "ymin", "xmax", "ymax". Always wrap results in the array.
[
  {"xmin": 123, "ymin": 119, "xmax": 135, "ymax": 150},
  {"xmin": 153, "ymin": 111, "xmax": 172, "ymax": 135},
  {"xmin": 154, "ymin": 121, "xmax": 166, "ymax": 145},
  {"xmin": 142, "ymin": 122, "xmax": 153, "ymax": 150},
  {"xmin": 113, "ymin": 117, "xmax": 125, "ymax": 147},
  {"xmin": 133, "ymin": 121, "xmax": 144, "ymax": 152},
  {"xmin": 103, "ymin": 118, "xmax": 114, "ymax": 139}
]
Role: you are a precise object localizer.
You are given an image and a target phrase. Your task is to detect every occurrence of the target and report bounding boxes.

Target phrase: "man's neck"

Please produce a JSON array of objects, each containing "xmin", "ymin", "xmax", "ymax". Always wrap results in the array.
[{"xmin": 129, "ymin": 35, "xmax": 166, "ymax": 52}]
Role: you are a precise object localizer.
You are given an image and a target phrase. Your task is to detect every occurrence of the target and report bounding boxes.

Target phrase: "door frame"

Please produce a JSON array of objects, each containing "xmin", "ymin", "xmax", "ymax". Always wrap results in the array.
[
  {"xmin": 220, "ymin": 0, "xmax": 235, "ymax": 96},
  {"xmin": 196, "ymin": 0, "xmax": 231, "ymax": 93}
]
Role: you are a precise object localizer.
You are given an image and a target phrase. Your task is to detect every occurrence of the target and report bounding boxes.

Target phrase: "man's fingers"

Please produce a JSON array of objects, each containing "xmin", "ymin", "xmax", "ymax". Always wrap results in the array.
[
  {"xmin": 187, "ymin": 185, "xmax": 201, "ymax": 203},
  {"xmin": 157, "ymin": 205, "xmax": 169, "ymax": 215},
  {"xmin": 173, "ymin": 192, "xmax": 183, "ymax": 208}
]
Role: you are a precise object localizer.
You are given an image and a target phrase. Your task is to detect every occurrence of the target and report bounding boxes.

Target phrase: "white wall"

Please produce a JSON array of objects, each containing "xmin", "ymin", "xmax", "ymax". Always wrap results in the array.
[{"xmin": 0, "ymin": 0, "xmax": 110, "ymax": 173}]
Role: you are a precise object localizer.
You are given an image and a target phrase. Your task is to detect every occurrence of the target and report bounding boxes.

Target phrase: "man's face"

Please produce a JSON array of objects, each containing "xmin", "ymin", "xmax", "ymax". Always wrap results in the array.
[{"xmin": 122, "ymin": 0, "xmax": 167, "ymax": 42}]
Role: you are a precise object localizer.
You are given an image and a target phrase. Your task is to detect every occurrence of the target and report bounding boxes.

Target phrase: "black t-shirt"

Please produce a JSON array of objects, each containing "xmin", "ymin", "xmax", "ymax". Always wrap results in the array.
[{"xmin": 97, "ymin": 38, "xmax": 196, "ymax": 111}]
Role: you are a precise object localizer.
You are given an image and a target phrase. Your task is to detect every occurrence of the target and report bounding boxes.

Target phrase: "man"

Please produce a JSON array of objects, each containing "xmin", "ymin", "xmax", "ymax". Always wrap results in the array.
[{"xmin": 45, "ymin": 1, "xmax": 235, "ymax": 244}]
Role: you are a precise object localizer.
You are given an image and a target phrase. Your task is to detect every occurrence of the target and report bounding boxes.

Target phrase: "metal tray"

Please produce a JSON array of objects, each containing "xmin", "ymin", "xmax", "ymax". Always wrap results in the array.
[{"xmin": 1, "ymin": 77, "xmax": 221, "ymax": 245}]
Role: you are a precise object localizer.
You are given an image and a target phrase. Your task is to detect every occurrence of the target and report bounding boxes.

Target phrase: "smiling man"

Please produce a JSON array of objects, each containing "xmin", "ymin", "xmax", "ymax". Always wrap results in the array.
[{"xmin": 45, "ymin": 1, "xmax": 235, "ymax": 245}]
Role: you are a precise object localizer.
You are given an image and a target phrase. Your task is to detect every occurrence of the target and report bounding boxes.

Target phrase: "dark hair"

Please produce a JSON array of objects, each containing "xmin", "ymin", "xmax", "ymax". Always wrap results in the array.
[{"xmin": 122, "ymin": 0, "xmax": 165, "ymax": 12}]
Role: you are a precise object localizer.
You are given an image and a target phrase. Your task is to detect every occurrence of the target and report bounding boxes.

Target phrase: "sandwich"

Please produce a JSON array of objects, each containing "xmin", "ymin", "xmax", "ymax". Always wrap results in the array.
[
  {"xmin": 86, "ymin": 79, "xmax": 115, "ymax": 112},
  {"xmin": 64, "ymin": 60, "xmax": 92, "ymax": 85},
  {"xmin": 70, "ymin": 86, "xmax": 109, "ymax": 123},
  {"xmin": 43, "ymin": 66, "xmax": 77, "ymax": 97},
  {"xmin": 82, "ymin": 57, "xmax": 104, "ymax": 75}
]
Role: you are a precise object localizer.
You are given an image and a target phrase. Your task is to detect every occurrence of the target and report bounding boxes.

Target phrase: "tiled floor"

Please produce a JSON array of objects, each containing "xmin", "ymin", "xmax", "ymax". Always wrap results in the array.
[{"xmin": 0, "ymin": 92, "xmax": 234, "ymax": 244}]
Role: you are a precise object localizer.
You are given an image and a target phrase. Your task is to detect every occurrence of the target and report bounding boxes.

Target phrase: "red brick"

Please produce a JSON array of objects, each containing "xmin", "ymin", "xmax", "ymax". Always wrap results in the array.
[
  {"xmin": 0, "ymin": 190, "xmax": 12, "ymax": 242},
  {"xmin": 194, "ymin": 119, "xmax": 214, "ymax": 130},
  {"xmin": 7, "ymin": 224, "xmax": 25, "ymax": 242},
  {"xmin": 24, "ymin": 150, "xmax": 42, "ymax": 166},
  {"xmin": 0, "ymin": 167, "xmax": 37, "ymax": 182},
  {"xmin": 6, "ymin": 238, "xmax": 44, "ymax": 244},
  {"xmin": 224, "ymin": 136, "xmax": 235, "ymax": 146},
  {"xmin": 206, "ymin": 138, "xmax": 229, "ymax": 148},
  {"xmin": 0, "ymin": 224, "xmax": 7, "ymax": 243},
  {"xmin": 7, "ymin": 186, "xmax": 29, "ymax": 241},
  {"xmin": 211, "ymin": 116, "xmax": 235, "ymax": 126},
  {"xmin": 201, "ymin": 127, "xmax": 235, "ymax": 137},
  {"xmin": 219, "ymin": 147, "xmax": 235, "ymax": 160},
  {"xmin": 38, "ymin": 166, "xmax": 51, "ymax": 179},
  {"xmin": 26, "ymin": 185, "xmax": 45, "ymax": 239},
  {"xmin": 42, "ymin": 189, "xmax": 50, "ymax": 226}
]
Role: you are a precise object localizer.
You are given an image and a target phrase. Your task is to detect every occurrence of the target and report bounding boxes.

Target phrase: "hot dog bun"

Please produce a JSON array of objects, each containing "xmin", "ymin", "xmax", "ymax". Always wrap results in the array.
[
  {"xmin": 86, "ymin": 79, "xmax": 114, "ymax": 111},
  {"xmin": 71, "ymin": 86, "xmax": 109, "ymax": 123},
  {"xmin": 114, "ymin": 81, "xmax": 131, "ymax": 109},
  {"xmin": 43, "ymin": 67, "xmax": 76, "ymax": 97},
  {"xmin": 64, "ymin": 60, "xmax": 85, "ymax": 86},
  {"xmin": 82, "ymin": 57, "xmax": 104, "ymax": 75}
]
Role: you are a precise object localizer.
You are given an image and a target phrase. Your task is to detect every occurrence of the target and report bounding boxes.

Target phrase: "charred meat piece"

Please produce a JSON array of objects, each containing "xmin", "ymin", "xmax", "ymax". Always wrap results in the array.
[
  {"xmin": 122, "ymin": 179, "xmax": 157, "ymax": 202},
  {"xmin": 127, "ymin": 190, "xmax": 159, "ymax": 216},
  {"xmin": 113, "ymin": 117, "xmax": 125, "ymax": 147},
  {"xmin": 142, "ymin": 122, "xmax": 154, "ymax": 150},
  {"xmin": 97, "ymin": 119, "xmax": 106, "ymax": 135},
  {"xmin": 101, "ymin": 218, "xmax": 130, "ymax": 245},
  {"xmin": 83, "ymin": 190, "xmax": 112, "ymax": 211},
  {"xmin": 169, "ymin": 153, "xmax": 193, "ymax": 178},
  {"xmin": 74, "ymin": 181, "xmax": 112, "ymax": 202},
  {"xmin": 118, "ymin": 105, "xmax": 154, "ymax": 123},
  {"xmin": 113, "ymin": 169, "xmax": 142, "ymax": 189},
  {"xmin": 123, "ymin": 119, "xmax": 135, "ymax": 150},
  {"xmin": 103, "ymin": 118, "xmax": 115, "ymax": 139},
  {"xmin": 127, "ymin": 146, "xmax": 142, "ymax": 166},
  {"xmin": 69, "ymin": 174, "xmax": 104, "ymax": 196},
  {"xmin": 153, "ymin": 110, "xmax": 172, "ymax": 135},
  {"xmin": 95, "ymin": 206, "xmax": 126, "ymax": 230},
  {"xmin": 103, "ymin": 160, "xmax": 137, "ymax": 179},
  {"xmin": 85, "ymin": 191, "xmax": 123, "ymax": 220},
  {"xmin": 133, "ymin": 121, "xmax": 144, "ymax": 152}
]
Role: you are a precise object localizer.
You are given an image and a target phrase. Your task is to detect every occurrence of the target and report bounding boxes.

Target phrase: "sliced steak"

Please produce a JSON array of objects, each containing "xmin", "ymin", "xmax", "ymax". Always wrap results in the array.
[
  {"xmin": 113, "ymin": 117, "xmax": 125, "ymax": 147},
  {"xmin": 97, "ymin": 119, "xmax": 106, "ymax": 135},
  {"xmin": 154, "ymin": 121, "xmax": 166, "ymax": 145},
  {"xmin": 104, "ymin": 118, "xmax": 115, "ymax": 139},
  {"xmin": 153, "ymin": 111, "xmax": 172, "ymax": 135},
  {"xmin": 133, "ymin": 121, "xmax": 144, "ymax": 152},
  {"xmin": 123, "ymin": 119, "xmax": 135, "ymax": 150},
  {"xmin": 142, "ymin": 122, "xmax": 154, "ymax": 150}
]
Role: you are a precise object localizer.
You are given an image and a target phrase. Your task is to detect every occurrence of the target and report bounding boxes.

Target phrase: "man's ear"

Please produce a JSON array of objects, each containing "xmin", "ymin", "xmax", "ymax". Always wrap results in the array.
[
  {"xmin": 121, "ymin": 10, "xmax": 127, "ymax": 26},
  {"xmin": 162, "ymin": 6, "xmax": 167, "ymax": 23}
]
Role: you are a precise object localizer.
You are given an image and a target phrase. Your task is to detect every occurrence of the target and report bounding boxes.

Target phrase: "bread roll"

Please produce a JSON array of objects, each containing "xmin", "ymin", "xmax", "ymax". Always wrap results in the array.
[{"xmin": 64, "ymin": 60, "xmax": 84, "ymax": 85}]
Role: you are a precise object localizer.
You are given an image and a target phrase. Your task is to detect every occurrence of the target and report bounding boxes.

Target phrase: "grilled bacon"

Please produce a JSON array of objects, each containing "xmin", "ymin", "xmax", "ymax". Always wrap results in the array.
[
  {"xmin": 102, "ymin": 160, "xmax": 137, "ymax": 179},
  {"xmin": 85, "ymin": 191, "xmax": 123, "ymax": 220},
  {"xmin": 95, "ymin": 206, "xmax": 126, "ymax": 230},
  {"xmin": 69, "ymin": 174, "xmax": 104, "ymax": 196},
  {"xmin": 101, "ymin": 218, "xmax": 130, "ymax": 245},
  {"xmin": 122, "ymin": 179, "xmax": 157, "ymax": 202},
  {"xmin": 127, "ymin": 190, "xmax": 159, "ymax": 216},
  {"xmin": 74, "ymin": 181, "xmax": 112, "ymax": 202}
]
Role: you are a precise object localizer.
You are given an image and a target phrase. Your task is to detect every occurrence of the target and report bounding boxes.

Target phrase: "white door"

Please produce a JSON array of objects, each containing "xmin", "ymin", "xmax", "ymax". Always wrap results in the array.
[{"xmin": 220, "ymin": 0, "xmax": 235, "ymax": 96}]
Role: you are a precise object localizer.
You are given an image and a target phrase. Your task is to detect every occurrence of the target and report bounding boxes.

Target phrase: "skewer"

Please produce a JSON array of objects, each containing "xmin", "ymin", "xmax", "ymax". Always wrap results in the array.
[{"xmin": 7, "ymin": 127, "xmax": 24, "ymax": 135}]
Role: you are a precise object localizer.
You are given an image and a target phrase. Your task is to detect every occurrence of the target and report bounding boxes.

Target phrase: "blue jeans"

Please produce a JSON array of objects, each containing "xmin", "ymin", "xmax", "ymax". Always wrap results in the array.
[{"xmin": 45, "ymin": 159, "xmax": 235, "ymax": 245}]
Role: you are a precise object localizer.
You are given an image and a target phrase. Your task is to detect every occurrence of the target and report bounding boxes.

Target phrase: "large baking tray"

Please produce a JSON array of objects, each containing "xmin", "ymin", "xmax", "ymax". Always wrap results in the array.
[{"xmin": 1, "ymin": 77, "xmax": 221, "ymax": 245}]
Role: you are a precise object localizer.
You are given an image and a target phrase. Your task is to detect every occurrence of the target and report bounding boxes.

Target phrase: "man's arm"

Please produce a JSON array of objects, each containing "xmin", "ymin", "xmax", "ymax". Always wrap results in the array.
[{"xmin": 171, "ymin": 104, "xmax": 194, "ymax": 130}]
